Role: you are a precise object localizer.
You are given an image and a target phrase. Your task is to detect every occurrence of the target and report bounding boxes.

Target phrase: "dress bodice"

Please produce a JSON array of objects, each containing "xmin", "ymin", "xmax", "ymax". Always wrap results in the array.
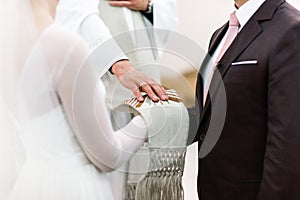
[{"xmin": 20, "ymin": 106, "xmax": 88, "ymax": 168}]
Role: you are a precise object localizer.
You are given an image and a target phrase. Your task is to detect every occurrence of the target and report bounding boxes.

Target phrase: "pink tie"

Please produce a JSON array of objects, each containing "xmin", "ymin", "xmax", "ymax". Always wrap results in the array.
[
  {"xmin": 215, "ymin": 12, "xmax": 240, "ymax": 63},
  {"xmin": 203, "ymin": 12, "xmax": 240, "ymax": 105}
]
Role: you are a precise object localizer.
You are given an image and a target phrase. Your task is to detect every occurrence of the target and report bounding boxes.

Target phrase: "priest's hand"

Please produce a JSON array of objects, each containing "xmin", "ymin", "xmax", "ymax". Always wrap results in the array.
[
  {"xmin": 111, "ymin": 60, "xmax": 168, "ymax": 102},
  {"xmin": 109, "ymin": 0, "xmax": 149, "ymax": 12}
]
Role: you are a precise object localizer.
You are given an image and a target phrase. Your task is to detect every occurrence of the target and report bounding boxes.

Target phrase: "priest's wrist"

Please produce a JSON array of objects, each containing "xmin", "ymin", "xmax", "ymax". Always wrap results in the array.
[
  {"xmin": 110, "ymin": 59, "xmax": 133, "ymax": 78},
  {"xmin": 143, "ymin": 0, "xmax": 153, "ymax": 13}
]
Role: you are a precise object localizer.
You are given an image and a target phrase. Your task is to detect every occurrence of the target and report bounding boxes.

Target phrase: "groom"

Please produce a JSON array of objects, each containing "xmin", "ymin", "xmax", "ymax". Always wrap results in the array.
[{"xmin": 192, "ymin": 0, "xmax": 300, "ymax": 199}]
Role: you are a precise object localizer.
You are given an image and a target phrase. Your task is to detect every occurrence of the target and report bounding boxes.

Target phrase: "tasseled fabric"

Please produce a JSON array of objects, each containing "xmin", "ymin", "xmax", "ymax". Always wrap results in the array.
[{"xmin": 135, "ymin": 147, "xmax": 186, "ymax": 200}]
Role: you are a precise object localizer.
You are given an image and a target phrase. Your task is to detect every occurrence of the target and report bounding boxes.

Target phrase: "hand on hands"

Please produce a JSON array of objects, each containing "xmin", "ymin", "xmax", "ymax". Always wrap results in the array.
[
  {"xmin": 112, "ymin": 60, "xmax": 168, "ymax": 102},
  {"xmin": 109, "ymin": 0, "xmax": 150, "ymax": 12}
]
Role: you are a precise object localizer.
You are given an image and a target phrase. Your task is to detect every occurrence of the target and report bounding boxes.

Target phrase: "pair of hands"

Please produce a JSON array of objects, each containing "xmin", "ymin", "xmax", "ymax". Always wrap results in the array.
[
  {"xmin": 111, "ymin": 60, "xmax": 168, "ymax": 102},
  {"xmin": 109, "ymin": 0, "xmax": 150, "ymax": 12}
]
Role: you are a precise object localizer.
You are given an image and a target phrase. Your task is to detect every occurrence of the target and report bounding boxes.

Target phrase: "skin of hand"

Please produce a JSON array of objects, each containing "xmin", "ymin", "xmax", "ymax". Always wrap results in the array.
[
  {"xmin": 111, "ymin": 60, "xmax": 169, "ymax": 102},
  {"xmin": 235, "ymin": 0, "xmax": 249, "ymax": 8},
  {"xmin": 109, "ymin": 0, "xmax": 149, "ymax": 11}
]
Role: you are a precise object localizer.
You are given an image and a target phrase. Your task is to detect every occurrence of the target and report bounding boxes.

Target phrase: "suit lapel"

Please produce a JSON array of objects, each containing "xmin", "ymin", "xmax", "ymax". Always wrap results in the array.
[
  {"xmin": 200, "ymin": 0, "xmax": 285, "ymax": 120},
  {"xmin": 217, "ymin": 19, "xmax": 262, "ymax": 77},
  {"xmin": 198, "ymin": 23, "xmax": 228, "ymax": 114},
  {"xmin": 208, "ymin": 23, "xmax": 229, "ymax": 56},
  {"xmin": 199, "ymin": 22, "xmax": 228, "ymax": 83}
]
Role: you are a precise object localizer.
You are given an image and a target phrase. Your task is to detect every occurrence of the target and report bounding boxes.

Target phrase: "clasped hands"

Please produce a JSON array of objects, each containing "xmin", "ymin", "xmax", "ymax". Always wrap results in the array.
[
  {"xmin": 111, "ymin": 60, "xmax": 168, "ymax": 102},
  {"xmin": 109, "ymin": 0, "xmax": 150, "ymax": 12}
]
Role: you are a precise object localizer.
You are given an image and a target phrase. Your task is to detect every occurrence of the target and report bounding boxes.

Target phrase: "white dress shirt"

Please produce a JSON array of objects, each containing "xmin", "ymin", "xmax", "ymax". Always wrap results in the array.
[{"xmin": 202, "ymin": 0, "xmax": 266, "ymax": 105}]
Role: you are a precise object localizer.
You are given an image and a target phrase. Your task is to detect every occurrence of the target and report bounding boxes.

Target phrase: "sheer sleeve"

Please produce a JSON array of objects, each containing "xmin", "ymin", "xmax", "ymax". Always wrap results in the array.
[{"xmin": 52, "ymin": 29, "xmax": 147, "ymax": 172}]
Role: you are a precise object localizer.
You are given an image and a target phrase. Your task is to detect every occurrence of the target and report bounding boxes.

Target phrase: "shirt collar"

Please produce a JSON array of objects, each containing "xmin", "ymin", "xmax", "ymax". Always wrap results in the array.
[{"xmin": 235, "ymin": 0, "xmax": 266, "ymax": 31}]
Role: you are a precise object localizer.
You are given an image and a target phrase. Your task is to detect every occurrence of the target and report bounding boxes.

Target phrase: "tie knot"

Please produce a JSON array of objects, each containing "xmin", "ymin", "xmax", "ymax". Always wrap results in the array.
[{"xmin": 229, "ymin": 12, "xmax": 239, "ymax": 27}]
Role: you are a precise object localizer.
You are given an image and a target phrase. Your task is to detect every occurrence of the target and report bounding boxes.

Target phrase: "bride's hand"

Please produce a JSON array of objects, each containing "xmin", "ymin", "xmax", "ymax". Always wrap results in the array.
[{"xmin": 111, "ymin": 60, "xmax": 169, "ymax": 102}]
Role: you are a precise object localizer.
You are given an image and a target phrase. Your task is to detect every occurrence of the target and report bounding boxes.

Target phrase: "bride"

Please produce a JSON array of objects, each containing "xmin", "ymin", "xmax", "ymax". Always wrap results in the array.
[{"xmin": 0, "ymin": 0, "xmax": 149, "ymax": 199}]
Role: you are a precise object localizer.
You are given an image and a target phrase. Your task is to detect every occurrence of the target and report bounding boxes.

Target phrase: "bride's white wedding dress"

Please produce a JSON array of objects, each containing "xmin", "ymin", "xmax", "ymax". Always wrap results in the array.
[
  {"xmin": 5, "ymin": 25, "xmax": 147, "ymax": 200},
  {"xmin": 10, "ymin": 106, "xmax": 114, "ymax": 200}
]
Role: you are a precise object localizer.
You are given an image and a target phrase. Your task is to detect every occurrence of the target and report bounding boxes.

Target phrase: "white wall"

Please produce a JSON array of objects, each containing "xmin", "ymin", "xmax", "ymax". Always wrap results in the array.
[
  {"xmin": 159, "ymin": 1, "xmax": 233, "ymax": 75},
  {"xmin": 289, "ymin": 0, "xmax": 300, "ymax": 10},
  {"xmin": 176, "ymin": 0, "xmax": 232, "ymax": 49}
]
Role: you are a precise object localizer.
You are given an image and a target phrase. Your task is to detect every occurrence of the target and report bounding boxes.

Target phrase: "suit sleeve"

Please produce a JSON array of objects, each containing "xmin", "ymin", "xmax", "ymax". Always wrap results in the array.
[{"xmin": 257, "ymin": 22, "xmax": 300, "ymax": 200}]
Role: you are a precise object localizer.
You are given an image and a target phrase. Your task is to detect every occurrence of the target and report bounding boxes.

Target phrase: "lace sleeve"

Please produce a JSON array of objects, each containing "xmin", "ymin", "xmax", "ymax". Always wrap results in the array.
[{"xmin": 54, "ymin": 30, "xmax": 147, "ymax": 172}]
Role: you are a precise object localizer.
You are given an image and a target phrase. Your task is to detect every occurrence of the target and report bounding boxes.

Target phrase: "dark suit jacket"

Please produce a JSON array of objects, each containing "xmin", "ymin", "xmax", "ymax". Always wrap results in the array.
[{"xmin": 193, "ymin": 0, "xmax": 300, "ymax": 199}]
